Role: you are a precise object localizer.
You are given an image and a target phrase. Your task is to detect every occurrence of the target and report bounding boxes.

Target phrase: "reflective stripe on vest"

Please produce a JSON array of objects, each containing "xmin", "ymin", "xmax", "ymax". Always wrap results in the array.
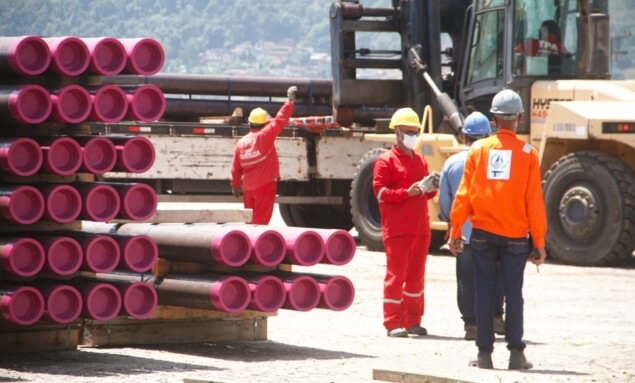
[{"xmin": 403, "ymin": 289, "xmax": 424, "ymax": 298}]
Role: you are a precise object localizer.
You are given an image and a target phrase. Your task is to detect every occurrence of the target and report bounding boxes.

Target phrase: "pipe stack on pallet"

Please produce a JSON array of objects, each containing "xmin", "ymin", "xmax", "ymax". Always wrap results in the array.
[{"xmin": 0, "ymin": 35, "xmax": 165, "ymax": 334}]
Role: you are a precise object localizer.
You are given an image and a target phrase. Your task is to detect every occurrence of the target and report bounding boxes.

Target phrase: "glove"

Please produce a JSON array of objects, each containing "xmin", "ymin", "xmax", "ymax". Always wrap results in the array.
[
  {"xmin": 419, "ymin": 172, "xmax": 440, "ymax": 193},
  {"xmin": 287, "ymin": 86, "xmax": 298, "ymax": 102}
]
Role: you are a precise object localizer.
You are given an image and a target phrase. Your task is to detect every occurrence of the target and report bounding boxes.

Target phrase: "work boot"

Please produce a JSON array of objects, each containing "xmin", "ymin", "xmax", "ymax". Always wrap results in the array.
[
  {"xmin": 493, "ymin": 316, "xmax": 505, "ymax": 335},
  {"xmin": 464, "ymin": 324, "xmax": 477, "ymax": 341},
  {"xmin": 387, "ymin": 328, "xmax": 408, "ymax": 338},
  {"xmin": 406, "ymin": 324, "xmax": 428, "ymax": 336},
  {"xmin": 508, "ymin": 349, "xmax": 533, "ymax": 370},
  {"xmin": 469, "ymin": 352, "xmax": 493, "ymax": 369}
]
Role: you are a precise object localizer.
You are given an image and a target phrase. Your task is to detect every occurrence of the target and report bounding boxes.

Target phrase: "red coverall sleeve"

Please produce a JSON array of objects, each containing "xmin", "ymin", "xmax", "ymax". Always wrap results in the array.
[
  {"xmin": 449, "ymin": 148, "xmax": 475, "ymax": 240},
  {"xmin": 259, "ymin": 101, "xmax": 294, "ymax": 146},
  {"xmin": 372, "ymin": 156, "xmax": 408, "ymax": 202},
  {"xmin": 525, "ymin": 149, "xmax": 548, "ymax": 248},
  {"xmin": 230, "ymin": 144, "xmax": 242, "ymax": 188}
]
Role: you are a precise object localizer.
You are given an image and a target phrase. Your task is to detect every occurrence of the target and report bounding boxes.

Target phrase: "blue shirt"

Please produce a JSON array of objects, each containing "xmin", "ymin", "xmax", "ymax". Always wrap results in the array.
[{"xmin": 438, "ymin": 149, "xmax": 473, "ymax": 242}]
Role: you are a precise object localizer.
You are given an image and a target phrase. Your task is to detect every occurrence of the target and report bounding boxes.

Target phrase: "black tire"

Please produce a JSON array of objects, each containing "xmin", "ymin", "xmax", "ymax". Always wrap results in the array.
[
  {"xmin": 542, "ymin": 151, "xmax": 635, "ymax": 266},
  {"xmin": 279, "ymin": 203, "xmax": 353, "ymax": 230},
  {"xmin": 350, "ymin": 148, "xmax": 386, "ymax": 251}
]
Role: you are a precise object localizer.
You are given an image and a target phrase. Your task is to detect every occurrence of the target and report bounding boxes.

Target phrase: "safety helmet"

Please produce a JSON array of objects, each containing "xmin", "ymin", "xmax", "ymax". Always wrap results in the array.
[
  {"xmin": 490, "ymin": 89, "xmax": 524, "ymax": 115},
  {"xmin": 248, "ymin": 108, "xmax": 267, "ymax": 125},
  {"xmin": 462, "ymin": 112, "xmax": 491, "ymax": 136},
  {"xmin": 389, "ymin": 107, "xmax": 421, "ymax": 129}
]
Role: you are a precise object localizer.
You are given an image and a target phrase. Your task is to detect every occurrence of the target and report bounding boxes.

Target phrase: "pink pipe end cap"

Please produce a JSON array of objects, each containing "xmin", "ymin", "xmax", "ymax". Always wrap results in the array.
[
  {"xmin": 318, "ymin": 275, "xmax": 355, "ymax": 311},
  {"xmin": 250, "ymin": 229, "xmax": 285, "ymax": 267},
  {"xmin": 41, "ymin": 137, "xmax": 82, "ymax": 175},
  {"xmin": 0, "ymin": 286, "xmax": 45, "ymax": 325},
  {"xmin": 248, "ymin": 275, "xmax": 286, "ymax": 313},
  {"xmin": 79, "ymin": 136, "xmax": 117, "ymax": 174},
  {"xmin": 6, "ymin": 36, "xmax": 51, "ymax": 75},
  {"xmin": 50, "ymin": 85, "xmax": 91, "ymax": 123},
  {"xmin": 285, "ymin": 231, "xmax": 325, "ymax": 266},
  {"xmin": 121, "ymin": 38, "xmax": 165, "ymax": 75},
  {"xmin": 1, "ymin": 185, "xmax": 45, "ymax": 225},
  {"xmin": 283, "ymin": 275, "xmax": 321, "ymax": 312},
  {"xmin": 7, "ymin": 85, "xmax": 52, "ymax": 124},
  {"xmin": 118, "ymin": 234, "xmax": 158, "ymax": 272},
  {"xmin": 79, "ymin": 184, "xmax": 121, "ymax": 222},
  {"xmin": 118, "ymin": 281, "xmax": 157, "ymax": 319},
  {"xmin": 113, "ymin": 136, "xmax": 156, "ymax": 173},
  {"xmin": 116, "ymin": 183, "xmax": 158, "ymax": 221},
  {"xmin": 43, "ymin": 237, "xmax": 83, "ymax": 276},
  {"xmin": 0, "ymin": 238, "xmax": 45, "ymax": 277},
  {"xmin": 90, "ymin": 85, "xmax": 128, "ymax": 123},
  {"xmin": 81, "ymin": 283, "xmax": 122, "ymax": 321},
  {"xmin": 321, "ymin": 230, "xmax": 356, "ymax": 266},
  {"xmin": 42, "ymin": 285, "xmax": 82, "ymax": 324},
  {"xmin": 42, "ymin": 184, "xmax": 82, "ymax": 223},
  {"xmin": 210, "ymin": 229, "xmax": 252, "ymax": 267},
  {"xmin": 45, "ymin": 36, "xmax": 90, "ymax": 76},
  {"xmin": 84, "ymin": 37, "xmax": 127, "ymax": 75},
  {"xmin": 0, "ymin": 137, "xmax": 43, "ymax": 176},
  {"xmin": 126, "ymin": 84, "xmax": 166, "ymax": 122},
  {"xmin": 209, "ymin": 276, "xmax": 250, "ymax": 313},
  {"xmin": 81, "ymin": 235, "xmax": 120, "ymax": 273}
]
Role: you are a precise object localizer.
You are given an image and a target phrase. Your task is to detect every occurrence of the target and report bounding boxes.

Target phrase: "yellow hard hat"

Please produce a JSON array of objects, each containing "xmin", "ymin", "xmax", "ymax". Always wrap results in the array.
[
  {"xmin": 389, "ymin": 107, "xmax": 421, "ymax": 129},
  {"xmin": 248, "ymin": 108, "xmax": 267, "ymax": 124}
]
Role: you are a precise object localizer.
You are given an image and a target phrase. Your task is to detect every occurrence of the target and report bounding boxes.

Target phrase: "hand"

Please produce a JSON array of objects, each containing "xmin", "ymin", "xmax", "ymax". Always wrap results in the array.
[
  {"xmin": 449, "ymin": 238, "xmax": 464, "ymax": 255},
  {"xmin": 232, "ymin": 186, "xmax": 243, "ymax": 199},
  {"xmin": 530, "ymin": 247, "xmax": 547, "ymax": 266},
  {"xmin": 287, "ymin": 86, "xmax": 298, "ymax": 102},
  {"xmin": 419, "ymin": 172, "xmax": 440, "ymax": 193},
  {"xmin": 407, "ymin": 181, "xmax": 422, "ymax": 197}
]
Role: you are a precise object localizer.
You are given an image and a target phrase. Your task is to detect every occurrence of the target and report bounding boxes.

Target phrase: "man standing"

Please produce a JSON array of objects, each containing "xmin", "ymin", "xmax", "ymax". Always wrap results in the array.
[
  {"xmin": 231, "ymin": 86, "xmax": 297, "ymax": 224},
  {"xmin": 449, "ymin": 90, "xmax": 547, "ymax": 370},
  {"xmin": 373, "ymin": 107, "xmax": 437, "ymax": 338},
  {"xmin": 438, "ymin": 111, "xmax": 505, "ymax": 341}
]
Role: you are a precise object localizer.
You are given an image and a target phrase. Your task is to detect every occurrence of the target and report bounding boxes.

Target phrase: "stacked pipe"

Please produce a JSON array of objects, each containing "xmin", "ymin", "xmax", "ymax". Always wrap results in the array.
[
  {"xmin": 81, "ymin": 222, "xmax": 356, "ymax": 313},
  {"xmin": 0, "ymin": 35, "xmax": 165, "ymax": 326}
]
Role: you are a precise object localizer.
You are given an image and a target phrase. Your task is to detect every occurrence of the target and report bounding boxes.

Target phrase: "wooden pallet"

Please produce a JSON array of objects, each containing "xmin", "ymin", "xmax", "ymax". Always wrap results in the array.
[{"xmin": 0, "ymin": 322, "xmax": 79, "ymax": 353}]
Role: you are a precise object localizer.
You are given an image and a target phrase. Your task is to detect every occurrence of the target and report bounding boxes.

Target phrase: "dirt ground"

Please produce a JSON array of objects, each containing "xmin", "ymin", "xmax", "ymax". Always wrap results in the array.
[{"xmin": 1, "ymin": 205, "xmax": 634, "ymax": 383}]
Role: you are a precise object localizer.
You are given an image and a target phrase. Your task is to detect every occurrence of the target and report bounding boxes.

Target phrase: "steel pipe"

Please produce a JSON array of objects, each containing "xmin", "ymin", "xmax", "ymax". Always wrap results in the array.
[
  {"xmin": 0, "ymin": 237, "xmax": 45, "ymax": 277},
  {"xmin": 279, "ymin": 227, "xmax": 325, "ymax": 266},
  {"xmin": 74, "ymin": 280, "xmax": 122, "ymax": 321},
  {"xmin": 108, "ymin": 182, "xmax": 158, "ymax": 221},
  {"xmin": 49, "ymin": 85, "xmax": 91, "ymax": 123},
  {"xmin": 120, "ymin": 38, "xmax": 164, "ymax": 76},
  {"xmin": 0, "ymin": 285, "xmax": 45, "ymax": 325},
  {"xmin": 73, "ymin": 135, "xmax": 117, "ymax": 174},
  {"xmin": 36, "ymin": 282, "xmax": 83, "ymax": 324},
  {"xmin": 108, "ymin": 136, "xmax": 155, "ymax": 174},
  {"xmin": 0, "ymin": 85, "xmax": 52, "ymax": 124},
  {"xmin": 0, "ymin": 137, "xmax": 43, "ymax": 177},
  {"xmin": 240, "ymin": 272, "xmax": 286, "ymax": 313},
  {"xmin": 124, "ymin": 84, "xmax": 166, "ymax": 122},
  {"xmin": 277, "ymin": 273, "xmax": 321, "ymax": 312},
  {"xmin": 35, "ymin": 235, "xmax": 83, "ymax": 276},
  {"xmin": 37, "ymin": 183, "xmax": 82, "ymax": 223},
  {"xmin": 313, "ymin": 229, "xmax": 356, "ymax": 266},
  {"xmin": 73, "ymin": 182, "xmax": 121, "ymax": 222},
  {"xmin": 36, "ymin": 136, "xmax": 83, "ymax": 176},
  {"xmin": 88, "ymin": 85, "xmax": 128, "ymax": 122},
  {"xmin": 57, "ymin": 232, "xmax": 121, "ymax": 273},
  {"xmin": 0, "ymin": 185, "xmax": 45, "ymax": 225},
  {"xmin": 314, "ymin": 274, "xmax": 355, "ymax": 311},
  {"xmin": 82, "ymin": 37, "xmax": 127, "ymax": 76},
  {"xmin": 0, "ymin": 36, "xmax": 51, "ymax": 75},
  {"xmin": 43, "ymin": 36, "xmax": 90, "ymax": 76},
  {"xmin": 115, "ymin": 280, "xmax": 157, "ymax": 319},
  {"xmin": 108, "ymin": 234, "xmax": 157, "ymax": 273}
]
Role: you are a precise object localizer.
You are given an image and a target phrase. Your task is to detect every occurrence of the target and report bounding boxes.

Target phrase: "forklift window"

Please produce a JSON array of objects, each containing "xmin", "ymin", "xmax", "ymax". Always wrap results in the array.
[{"xmin": 465, "ymin": 9, "xmax": 504, "ymax": 84}]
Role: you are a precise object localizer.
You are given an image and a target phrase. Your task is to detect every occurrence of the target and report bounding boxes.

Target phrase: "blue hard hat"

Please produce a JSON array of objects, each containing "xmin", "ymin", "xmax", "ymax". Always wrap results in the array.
[{"xmin": 462, "ymin": 112, "xmax": 491, "ymax": 136}]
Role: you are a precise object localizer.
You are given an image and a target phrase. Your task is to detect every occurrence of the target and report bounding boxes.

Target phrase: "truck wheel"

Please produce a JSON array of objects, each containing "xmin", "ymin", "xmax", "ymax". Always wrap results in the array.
[
  {"xmin": 542, "ymin": 151, "xmax": 635, "ymax": 266},
  {"xmin": 279, "ymin": 204, "xmax": 353, "ymax": 230},
  {"xmin": 351, "ymin": 148, "xmax": 386, "ymax": 251}
]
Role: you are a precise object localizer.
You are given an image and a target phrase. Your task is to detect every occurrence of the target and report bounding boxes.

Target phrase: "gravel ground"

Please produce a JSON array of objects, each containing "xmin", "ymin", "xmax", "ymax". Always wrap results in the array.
[{"xmin": 1, "ymin": 206, "xmax": 634, "ymax": 383}]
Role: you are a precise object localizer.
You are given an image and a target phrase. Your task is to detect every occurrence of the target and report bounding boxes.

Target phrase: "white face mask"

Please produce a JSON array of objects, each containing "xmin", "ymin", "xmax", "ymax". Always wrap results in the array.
[{"xmin": 401, "ymin": 132, "xmax": 419, "ymax": 150}]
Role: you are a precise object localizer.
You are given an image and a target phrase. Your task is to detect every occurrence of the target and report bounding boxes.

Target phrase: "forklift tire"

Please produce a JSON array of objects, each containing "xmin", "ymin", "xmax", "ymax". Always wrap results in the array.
[
  {"xmin": 542, "ymin": 151, "xmax": 635, "ymax": 266},
  {"xmin": 350, "ymin": 148, "xmax": 386, "ymax": 251}
]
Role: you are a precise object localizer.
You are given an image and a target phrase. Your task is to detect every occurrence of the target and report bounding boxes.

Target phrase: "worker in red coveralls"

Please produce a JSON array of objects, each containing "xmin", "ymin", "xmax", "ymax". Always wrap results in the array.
[
  {"xmin": 230, "ymin": 86, "xmax": 297, "ymax": 224},
  {"xmin": 373, "ymin": 107, "xmax": 439, "ymax": 338}
]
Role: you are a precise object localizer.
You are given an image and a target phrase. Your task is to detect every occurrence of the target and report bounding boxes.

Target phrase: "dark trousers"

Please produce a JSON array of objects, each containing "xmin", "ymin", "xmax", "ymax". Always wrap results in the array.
[
  {"xmin": 470, "ymin": 228, "xmax": 528, "ymax": 353},
  {"xmin": 456, "ymin": 244, "xmax": 504, "ymax": 326}
]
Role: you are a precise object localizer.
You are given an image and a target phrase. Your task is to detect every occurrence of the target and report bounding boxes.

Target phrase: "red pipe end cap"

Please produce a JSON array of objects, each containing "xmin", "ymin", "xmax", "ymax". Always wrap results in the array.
[
  {"xmin": 79, "ymin": 136, "xmax": 117, "ymax": 174},
  {"xmin": 0, "ymin": 238, "xmax": 45, "ymax": 277},
  {"xmin": 122, "ymin": 38, "xmax": 165, "ymax": 75},
  {"xmin": 82, "ymin": 235, "xmax": 120, "ymax": 273},
  {"xmin": 210, "ymin": 276, "xmax": 250, "ymax": 313},
  {"xmin": 51, "ymin": 85, "xmax": 91, "ymax": 123},
  {"xmin": 119, "ymin": 282, "xmax": 157, "ymax": 319},
  {"xmin": 82, "ymin": 283, "xmax": 122, "ymax": 321},
  {"xmin": 85, "ymin": 37, "xmax": 127, "ymax": 75},
  {"xmin": 44, "ymin": 237, "xmax": 83, "ymax": 276},
  {"xmin": 210, "ymin": 230, "xmax": 252, "ymax": 267},
  {"xmin": 8, "ymin": 85, "xmax": 52, "ymax": 124},
  {"xmin": 90, "ymin": 85, "xmax": 128, "ymax": 123},
  {"xmin": 285, "ymin": 231, "xmax": 325, "ymax": 266},
  {"xmin": 4, "ymin": 185, "xmax": 45, "ymax": 225},
  {"xmin": 319, "ymin": 276, "xmax": 355, "ymax": 311},
  {"xmin": 322, "ymin": 230, "xmax": 356, "ymax": 266},
  {"xmin": 7, "ymin": 36, "xmax": 51, "ymax": 75},
  {"xmin": 126, "ymin": 84, "xmax": 166, "ymax": 122},
  {"xmin": 115, "ymin": 136, "xmax": 155, "ymax": 173},
  {"xmin": 119, "ymin": 235, "xmax": 158, "ymax": 272},
  {"xmin": 284, "ymin": 275, "xmax": 321, "ymax": 312},
  {"xmin": 1, "ymin": 137, "xmax": 43, "ymax": 176},
  {"xmin": 46, "ymin": 36, "xmax": 90, "ymax": 76},
  {"xmin": 42, "ymin": 137, "xmax": 82, "ymax": 175},
  {"xmin": 251, "ymin": 229, "xmax": 286, "ymax": 267},
  {"xmin": 43, "ymin": 184, "xmax": 82, "ymax": 223},
  {"xmin": 43, "ymin": 285, "xmax": 82, "ymax": 324},
  {"xmin": 0, "ymin": 286, "xmax": 45, "ymax": 326},
  {"xmin": 118, "ymin": 183, "xmax": 158, "ymax": 221},
  {"xmin": 80, "ymin": 184, "xmax": 121, "ymax": 222},
  {"xmin": 250, "ymin": 275, "xmax": 286, "ymax": 312}
]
